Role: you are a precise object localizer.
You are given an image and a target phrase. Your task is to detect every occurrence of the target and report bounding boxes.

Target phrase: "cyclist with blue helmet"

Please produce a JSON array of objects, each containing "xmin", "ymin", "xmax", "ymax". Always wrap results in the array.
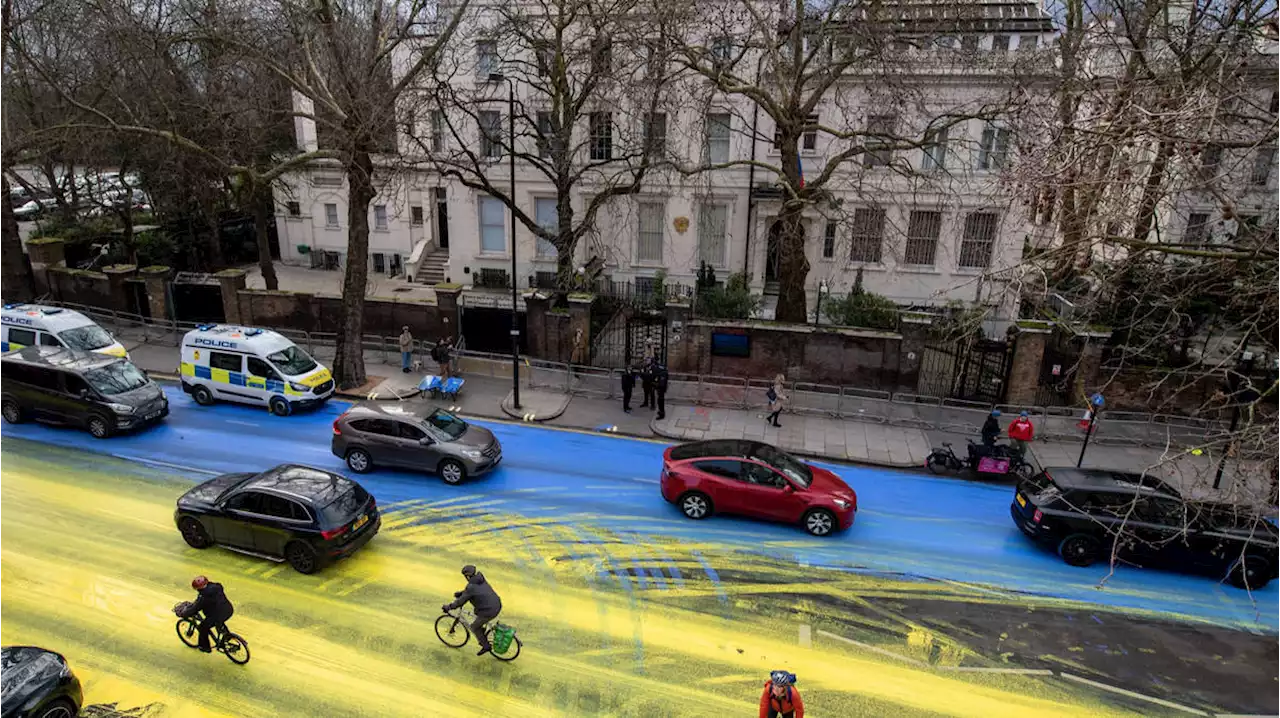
[{"xmin": 759, "ymin": 670, "xmax": 803, "ymax": 718}]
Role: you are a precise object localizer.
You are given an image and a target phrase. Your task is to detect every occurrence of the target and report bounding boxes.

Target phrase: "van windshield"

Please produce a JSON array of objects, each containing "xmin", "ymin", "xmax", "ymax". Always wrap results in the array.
[
  {"xmin": 267, "ymin": 345, "xmax": 318, "ymax": 376},
  {"xmin": 58, "ymin": 325, "xmax": 114, "ymax": 351},
  {"xmin": 83, "ymin": 361, "xmax": 150, "ymax": 395}
]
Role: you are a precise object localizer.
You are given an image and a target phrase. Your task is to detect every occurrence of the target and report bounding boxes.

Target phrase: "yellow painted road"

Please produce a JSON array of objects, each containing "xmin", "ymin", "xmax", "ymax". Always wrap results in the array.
[{"xmin": 1, "ymin": 439, "xmax": 1174, "ymax": 717}]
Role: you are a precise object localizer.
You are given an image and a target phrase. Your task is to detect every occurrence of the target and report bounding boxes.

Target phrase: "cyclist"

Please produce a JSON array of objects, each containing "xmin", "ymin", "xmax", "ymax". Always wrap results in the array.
[
  {"xmin": 175, "ymin": 575, "xmax": 235, "ymax": 653},
  {"xmin": 759, "ymin": 670, "xmax": 804, "ymax": 718},
  {"xmin": 442, "ymin": 565, "xmax": 502, "ymax": 656}
]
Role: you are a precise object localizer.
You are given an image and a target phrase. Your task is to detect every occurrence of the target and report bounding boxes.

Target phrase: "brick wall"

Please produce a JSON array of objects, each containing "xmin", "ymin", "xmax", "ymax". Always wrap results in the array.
[
  {"xmin": 48, "ymin": 267, "xmax": 113, "ymax": 309},
  {"xmin": 237, "ymin": 290, "xmax": 444, "ymax": 339}
]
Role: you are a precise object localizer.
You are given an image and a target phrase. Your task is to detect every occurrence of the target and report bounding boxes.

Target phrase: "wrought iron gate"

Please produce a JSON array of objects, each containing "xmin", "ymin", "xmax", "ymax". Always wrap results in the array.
[
  {"xmin": 1035, "ymin": 335, "xmax": 1078, "ymax": 407},
  {"xmin": 170, "ymin": 272, "xmax": 224, "ymax": 324},
  {"xmin": 625, "ymin": 312, "xmax": 667, "ymax": 367},
  {"xmin": 918, "ymin": 337, "xmax": 1011, "ymax": 404}
]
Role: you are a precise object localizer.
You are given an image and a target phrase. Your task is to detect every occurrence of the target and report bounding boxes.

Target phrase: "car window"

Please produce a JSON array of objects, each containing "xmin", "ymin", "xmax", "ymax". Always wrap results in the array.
[
  {"xmin": 7, "ymin": 327, "xmax": 36, "ymax": 346},
  {"xmin": 1078, "ymin": 491, "xmax": 1135, "ymax": 516},
  {"xmin": 319, "ymin": 484, "xmax": 369, "ymax": 526},
  {"xmin": 57, "ymin": 325, "xmax": 113, "ymax": 351},
  {"xmin": 351, "ymin": 418, "xmax": 396, "ymax": 436},
  {"xmin": 290, "ymin": 501, "xmax": 313, "ymax": 522},
  {"xmin": 749, "ymin": 444, "xmax": 813, "ymax": 488},
  {"xmin": 209, "ymin": 351, "xmax": 242, "ymax": 373},
  {"xmin": 257, "ymin": 493, "xmax": 305, "ymax": 520},
  {"xmin": 17, "ymin": 365, "xmax": 59, "ymax": 389},
  {"xmin": 424, "ymin": 409, "xmax": 467, "ymax": 440},
  {"xmin": 225, "ymin": 491, "xmax": 264, "ymax": 513},
  {"xmin": 63, "ymin": 373, "xmax": 91, "ymax": 396},
  {"xmin": 743, "ymin": 462, "xmax": 785, "ymax": 487},
  {"xmin": 397, "ymin": 422, "xmax": 427, "ymax": 441},
  {"xmin": 38, "ymin": 332, "xmax": 62, "ymax": 347},
  {"xmin": 82, "ymin": 361, "xmax": 149, "ymax": 395},
  {"xmin": 267, "ymin": 345, "xmax": 319, "ymax": 376},
  {"xmin": 246, "ymin": 357, "xmax": 281, "ymax": 381},
  {"xmin": 1136, "ymin": 497, "xmax": 1183, "ymax": 525},
  {"xmin": 694, "ymin": 460, "xmax": 743, "ymax": 480}
]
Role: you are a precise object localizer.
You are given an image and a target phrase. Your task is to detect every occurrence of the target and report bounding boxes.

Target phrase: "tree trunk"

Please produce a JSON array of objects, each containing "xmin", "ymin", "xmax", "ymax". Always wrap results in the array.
[
  {"xmin": 253, "ymin": 182, "xmax": 279, "ymax": 290},
  {"xmin": 1131, "ymin": 139, "xmax": 1174, "ymax": 243},
  {"xmin": 333, "ymin": 148, "xmax": 375, "ymax": 389},
  {"xmin": 1, "ymin": 176, "xmax": 35, "ymax": 302},
  {"xmin": 119, "ymin": 208, "xmax": 136, "ymax": 265},
  {"xmin": 774, "ymin": 142, "xmax": 810, "ymax": 323}
]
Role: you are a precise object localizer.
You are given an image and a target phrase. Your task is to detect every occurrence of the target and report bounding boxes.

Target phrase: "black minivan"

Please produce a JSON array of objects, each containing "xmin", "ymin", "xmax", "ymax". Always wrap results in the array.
[{"xmin": 1, "ymin": 345, "xmax": 168, "ymax": 438}]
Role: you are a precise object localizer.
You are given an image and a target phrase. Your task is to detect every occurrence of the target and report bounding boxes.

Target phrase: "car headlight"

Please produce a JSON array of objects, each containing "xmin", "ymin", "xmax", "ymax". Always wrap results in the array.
[
  {"xmin": 107, "ymin": 403, "xmax": 136, "ymax": 415},
  {"xmin": 462, "ymin": 450, "xmax": 484, "ymax": 460},
  {"xmin": 832, "ymin": 498, "xmax": 851, "ymax": 510},
  {"xmin": 289, "ymin": 382, "xmax": 309, "ymax": 393}
]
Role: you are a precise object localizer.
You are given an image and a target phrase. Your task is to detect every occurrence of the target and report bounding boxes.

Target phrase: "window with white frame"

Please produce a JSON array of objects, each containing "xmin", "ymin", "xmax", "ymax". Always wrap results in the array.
[
  {"xmin": 374, "ymin": 204, "xmax": 388, "ymax": 230},
  {"xmin": 849, "ymin": 208, "xmax": 885, "ymax": 263},
  {"xmin": 863, "ymin": 114, "xmax": 896, "ymax": 168},
  {"xmin": 637, "ymin": 201, "xmax": 665, "ymax": 262},
  {"xmin": 711, "ymin": 36, "xmax": 732, "ymax": 65},
  {"xmin": 645, "ymin": 113, "xmax": 667, "ymax": 156},
  {"xmin": 697, "ymin": 204, "xmax": 728, "ymax": 266},
  {"xmin": 958, "ymin": 212, "xmax": 998, "ymax": 268},
  {"xmin": 822, "ymin": 222, "xmax": 836, "ymax": 259},
  {"xmin": 480, "ymin": 111, "xmax": 501, "ymax": 159},
  {"xmin": 431, "ymin": 111, "xmax": 445, "ymax": 153},
  {"xmin": 479, "ymin": 196, "xmax": 506, "ymax": 253},
  {"xmin": 534, "ymin": 41, "xmax": 553, "ymax": 77},
  {"xmin": 477, "ymin": 40, "xmax": 498, "ymax": 77},
  {"xmin": 991, "ymin": 35, "xmax": 1010, "ymax": 52},
  {"xmin": 325, "ymin": 203, "xmax": 339, "ymax": 227},
  {"xmin": 921, "ymin": 126, "xmax": 949, "ymax": 170},
  {"xmin": 775, "ymin": 115, "xmax": 819, "ymax": 151},
  {"xmin": 705, "ymin": 113, "xmax": 731, "ymax": 164},
  {"xmin": 1251, "ymin": 146, "xmax": 1276, "ymax": 185},
  {"xmin": 590, "ymin": 112, "xmax": 612, "ymax": 160},
  {"xmin": 904, "ymin": 211, "xmax": 942, "ymax": 266},
  {"xmin": 1018, "ymin": 35, "xmax": 1039, "ymax": 52},
  {"xmin": 537, "ymin": 111, "xmax": 553, "ymax": 159},
  {"xmin": 977, "ymin": 125, "xmax": 1011, "ymax": 170},
  {"xmin": 534, "ymin": 198, "xmax": 558, "ymax": 258},
  {"xmin": 1184, "ymin": 212, "xmax": 1210, "ymax": 245}
]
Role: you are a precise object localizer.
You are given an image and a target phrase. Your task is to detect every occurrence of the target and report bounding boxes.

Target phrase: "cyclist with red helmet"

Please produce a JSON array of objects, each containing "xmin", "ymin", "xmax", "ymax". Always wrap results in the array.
[
  {"xmin": 174, "ymin": 576, "xmax": 235, "ymax": 653},
  {"xmin": 759, "ymin": 670, "xmax": 803, "ymax": 718}
]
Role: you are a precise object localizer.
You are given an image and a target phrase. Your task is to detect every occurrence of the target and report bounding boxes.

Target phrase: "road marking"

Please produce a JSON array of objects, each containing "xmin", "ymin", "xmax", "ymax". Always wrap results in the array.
[
  {"xmin": 798, "ymin": 624, "xmax": 811, "ymax": 647},
  {"xmin": 940, "ymin": 666, "xmax": 1054, "ymax": 675},
  {"xmin": 936, "ymin": 577, "xmax": 1010, "ymax": 597},
  {"xmin": 112, "ymin": 455, "xmax": 220, "ymax": 476},
  {"xmin": 1057, "ymin": 673, "xmax": 1209, "ymax": 716},
  {"xmin": 225, "ymin": 420, "xmax": 259, "ymax": 427},
  {"xmin": 817, "ymin": 630, "xmax": 927, "ymax": 666},
  {"xmin": 629, "ymin": 477, "xmax": 659, "ymax": 484}
]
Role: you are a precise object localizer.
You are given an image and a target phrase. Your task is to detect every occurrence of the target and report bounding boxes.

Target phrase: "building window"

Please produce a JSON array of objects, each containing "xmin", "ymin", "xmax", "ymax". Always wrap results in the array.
[
  {"xmin": 636, "ymin": 276, "xmax": 659, "ymax": 300},
  {"xmin": 904, "ymin": 210, "xmax": 942, "ymax": 266},
  {"xmin": 1017, "ymin": 35, "xmax": 1039, "ymax": 52},
  {"xmin": 590, "ymin": 112, "xmax": 612, "ymax": 160},
  {"xmin": 705, "ymin": 113, "xmax": 731, "ymax": 164},
  {"xmin": 977, "ymin": 125, "xmax": 1011, "ymax": 170},
  {"xmin": 373, "ymin": 204, "xmax": 388, "ymax": 230},
  {"xmin": 802, "ymin": 114, "xmax": 819, "ymax": 151},
  {"xmin": 286, "ymin": 201, "xmax": 301, "ymax": 217},
  {"xmin": 958, "ymin": 212, "xmax": 998, "ymax": 268},
  {"xmin": 411, "ymin": 206, "xmax": 425, "ymax": 226},
  {"xmin": 697, "ymin": 204, "xmax": 728, "ymax": 266},
  {"xmin": 1251, "ymin": 146, "xmax": 1276, "ymax": 185},
  {"xmin": 1184, "ymin": 212, "xmax": 1210, "ymax": 245},
  {"xmin": 537, "ymin": 111, "xmax": 553, "ymax": 159},
  {"xmin": 849, "ymin": 208, "xmax": 885, "ymax": 263},
  {"xmin": 534, "ymin": 197, "xmax": 558, "ymax": 258},
  {"xmin": 863, "ymin": 114, "xmax": 896, "ymax": 168},
  {"xmin": 325, "ymin": 203, "xmax": 339, "ymax": 227},
  {"xmin": 477, "ymin": 40, "xmax": 498, "ymax": 77},
  {"xmin": 992, "ymin": 35, "xmax": 1010, "ymax": 52},
  {"xmin": 711, "ymin": 36, "xmax": 733, "ymax": 65},
  {"xmin": 535, "ymin": 41, "xmax": 554, "ymax": 77},
  {"xmin": 822, "ymin": 222, "xmax": 836, "ymax": 259},
  {"xmin": 921, "ymin": 126, "xmax": 949, "ymax": 170},
  {"xmin": 479, "ymin": 196, "xmax": 506, "ymax": 253},
  {"xmin": 646, "ymin": 40, "xmax": 667, "ymax": 79},
  {"xmin": 1199, "ymin": 144, "xmax": 1223, "ymax": 179},
  {"xmin": 372, "ymin": 252, "xmax": 386, "ymax": 273},
  {"xmin": 431, "ymin": 111, "xmax": 445, "ymax": 152},
  {"xmin": 644, "ymin": 113, "xmax": 667, "ymax": 156},
  {"xmin": 637, "ymin": 201, "xmax": 665, "ymax": 262},
  {"xmin": 480, "ymin": 111, "xmax": 501, "ymax": 159}
]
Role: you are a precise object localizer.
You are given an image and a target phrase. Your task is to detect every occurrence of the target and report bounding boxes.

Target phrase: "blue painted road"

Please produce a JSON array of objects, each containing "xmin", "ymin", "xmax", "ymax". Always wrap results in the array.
[{"xmin": 4, "ymin": 384, "xmax": 1276, "ymax": 632}]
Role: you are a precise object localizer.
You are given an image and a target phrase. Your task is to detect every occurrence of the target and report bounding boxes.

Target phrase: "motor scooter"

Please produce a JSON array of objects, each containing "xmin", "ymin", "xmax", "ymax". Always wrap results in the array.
[{"xmin": 925, "ymin": 441, "xmax": 1033, "ymax": 479}]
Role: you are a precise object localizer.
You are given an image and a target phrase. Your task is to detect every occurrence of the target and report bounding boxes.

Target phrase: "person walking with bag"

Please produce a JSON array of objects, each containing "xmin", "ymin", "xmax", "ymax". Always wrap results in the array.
[{"xmin": 765, "ymin": 374, "xmax": 787, "ymax": 427}]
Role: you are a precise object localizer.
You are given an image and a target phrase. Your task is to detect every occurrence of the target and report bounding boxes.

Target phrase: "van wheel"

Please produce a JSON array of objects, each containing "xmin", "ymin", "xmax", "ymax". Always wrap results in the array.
[
  {"xmin": 438, "ymin": 459, "xmax": 466, "ymax": 485},
  {"xmin": 87, "ymin": 414, "xmax": 114, "ymax": 439},
  {"xmin": 1, "ymin": 400, "xmax": 24, "ymax": 424},
  {"xmin": 269, "ymin": 397, "xmax": 292, "ymax": 417},
  {"xmin": 346, "ymin": 448, "xmax": 372, "ymax": 474},
  {"xmin": 192, "ymin": 386, "xmax": 215, "ymax": 406},
  {"xmin": 1226, "ymin": 555, "xmax": 1273, "ymax": 590},
  {"xmin": 1058, "ymin": 533, "xmax": 1101, "ymax": 567},
  {"xmin": 285, "ymin": 542, "xmax": 319, "ymax": 574}
]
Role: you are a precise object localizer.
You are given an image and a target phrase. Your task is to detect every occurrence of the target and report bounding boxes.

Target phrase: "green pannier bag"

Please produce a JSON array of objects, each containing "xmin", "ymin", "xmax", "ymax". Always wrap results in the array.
[{"xmin": 492, "ymin": 623, "xmax": 515, "ymax": 654}]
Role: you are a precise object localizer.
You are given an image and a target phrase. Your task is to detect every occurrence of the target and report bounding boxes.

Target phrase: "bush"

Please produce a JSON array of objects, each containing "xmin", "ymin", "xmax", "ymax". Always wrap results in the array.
[
  {"xmin": 823, "ymin": 289, "xmax": 899, "ymax": 330},
  {"xmin": 697, "ymin": 272, "xmax": 760, "ymax": 320}
]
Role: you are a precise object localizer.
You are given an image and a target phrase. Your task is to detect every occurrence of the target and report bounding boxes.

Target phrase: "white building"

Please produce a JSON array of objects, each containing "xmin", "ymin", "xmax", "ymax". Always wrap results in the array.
[{"xmin": 273, "ymin": 0, "xmax": 1058, "ymax": 322}]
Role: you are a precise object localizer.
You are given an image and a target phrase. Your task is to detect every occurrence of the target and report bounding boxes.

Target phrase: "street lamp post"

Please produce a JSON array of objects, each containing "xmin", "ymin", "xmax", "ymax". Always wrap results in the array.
[{"xmin": 490, "ymin": 72, "xmax": 520, "ymax": 410}]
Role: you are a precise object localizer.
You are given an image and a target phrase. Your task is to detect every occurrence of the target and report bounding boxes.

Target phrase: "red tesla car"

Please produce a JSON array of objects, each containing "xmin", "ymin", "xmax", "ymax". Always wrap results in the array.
[{"xmin": 660, "ymin": 439, "xmax": 857, "ymax": 536}]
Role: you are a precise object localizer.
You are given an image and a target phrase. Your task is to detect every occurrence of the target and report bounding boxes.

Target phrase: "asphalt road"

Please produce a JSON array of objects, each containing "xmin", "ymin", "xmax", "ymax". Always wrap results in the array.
[{"xmin": 1, "ymin": 386, "xmax": 1276, "ymax": 716}]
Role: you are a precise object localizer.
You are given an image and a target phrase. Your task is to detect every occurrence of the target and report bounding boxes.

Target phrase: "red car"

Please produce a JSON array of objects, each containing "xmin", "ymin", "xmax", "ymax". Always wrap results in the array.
[{"xmin": 660, "ymin": 440, "xmax": 857, "ymax": 536}]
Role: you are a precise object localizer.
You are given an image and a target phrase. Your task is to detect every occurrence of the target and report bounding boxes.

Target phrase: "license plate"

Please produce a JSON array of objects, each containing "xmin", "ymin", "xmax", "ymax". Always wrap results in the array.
[
  {"xmin": 352, "ymin": 514, "xmax": 369, "ymax": 531},
  {"xmin": 145, "ymin": 411, "xmax": 161, "ymax": 421},
  {"xmin": 1016, "ymin": 493, "xmax": 1027, "ymax": 507}
]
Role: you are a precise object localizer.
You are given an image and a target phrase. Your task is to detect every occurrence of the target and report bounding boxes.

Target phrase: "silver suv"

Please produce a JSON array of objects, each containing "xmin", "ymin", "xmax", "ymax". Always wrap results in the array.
[{"xmin": 330, "ymin": 403, "xmax": 502, "ymax": 484}]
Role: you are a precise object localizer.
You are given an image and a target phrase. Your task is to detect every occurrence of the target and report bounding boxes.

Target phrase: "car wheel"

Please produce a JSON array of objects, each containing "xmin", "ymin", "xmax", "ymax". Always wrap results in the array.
[
  {"xmin": 1058, "ymin": 533, "xmax": 1101, "ymax": 567},
  {"xmin": 438, "ymin": 459, "xmax": 466, "ymax": 485},
  {"xmin": 269, "ymin": 396, "xmax": 292, "ymax": 417},
  {"xmin": 192, "ymin": 385, "xmax": 215, "ymax": 406},
  {"xmin": 346, "ymin": 448, "xmax": 373, "ymax": 474},
  {"xmin": 179, "ymin": 517, "xmax": 213, "ymax": 549},
  {"xmin": 1, "ymin": 399, "xmax": 24, "ymax": 424},
  {"xmin": 679, "ymin": 492, "xmax": 712, "ymax": 520},
  {"xmin": 87, "ymin": 414, "xmax": 113, "ymax": 439},
  {"xmin": 285, "ymin": 542, "xmax": 319, "ymax": 574},
  {"xmin": 33, "ymin": 698, "xmax": 78, "ymax": 718},
  {"xmin": 1226, "ymin": 555, "xmax": 1273, "ymax": 590},
  {"xmin": 803, "ymin": 508, "xmax": 837, "ymax": 536}
]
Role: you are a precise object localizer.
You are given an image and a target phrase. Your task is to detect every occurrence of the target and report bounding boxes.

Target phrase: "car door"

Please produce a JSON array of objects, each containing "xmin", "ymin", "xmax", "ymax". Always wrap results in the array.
[
  {"xmin": 246, "ymin": 356, "xmax": 285, "ymax": 397},
  {"xmin": 690, "ymin": 460, "xmax": 747, "ymax": 514},
  {"xmin": 59, "ymin": 372, "xmax": 98, "ymax": 428},
  {"xmin": 1131, "ymin": 496, "xmax": 1191, "ymax": 568},
  {"xmin": 737, "ymin": 461, "xmax": 808, "ymax": 522},
  {"xmin": 26, "ymin": 367, "xmax": 69, "ymax": 422},
  {"xmin": 350, "ymin": 418, "xmax": 403, "ymax": 468},
  {"xmin": 393, "ymin": 420, "xmax": 433, "ymax": 470},
  {"xmin": 217, "ymin": 490, "xmax": 268, "ymax": 550},
  {"xmin": 251, "ymin": 493, "xmax": 313, "ymax": 558},
  {"xmin": 207, "ymin": 350, "xmax": 251, "ymax": 402}
]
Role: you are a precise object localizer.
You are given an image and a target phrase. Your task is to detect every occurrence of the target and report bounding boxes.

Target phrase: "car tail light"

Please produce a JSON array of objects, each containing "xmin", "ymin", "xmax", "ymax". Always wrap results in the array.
[
  {"xmin": 1033, "ymin": 509, "xmax": 1043, "ymax": 523},
  {"xmin": 332, "ymin": 419, "xmax": 342, "ymax": 436},
  {"xmin": 322, "ymin": 525, "xmax": 349, "ymax": 540}
]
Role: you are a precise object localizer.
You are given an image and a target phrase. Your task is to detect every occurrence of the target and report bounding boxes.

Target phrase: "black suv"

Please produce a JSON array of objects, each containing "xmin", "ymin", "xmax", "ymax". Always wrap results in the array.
[
  {"xmin": 175, "ymin": 464, "xmax": 380, "ymax": 574},
  {"xmin": 1011, "ymin": 467, "xmax": 1279, "ymax": 589}
]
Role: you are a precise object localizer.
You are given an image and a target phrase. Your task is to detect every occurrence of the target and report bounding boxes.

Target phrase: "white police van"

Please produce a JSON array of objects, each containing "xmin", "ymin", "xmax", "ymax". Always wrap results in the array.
[
  {"xmin": 180, "ymin": 324, "xmax": 335, "ymax": 415},
  {"xmin": 1, "ymin": 304, "xmax": 129, "ymax": 358}
]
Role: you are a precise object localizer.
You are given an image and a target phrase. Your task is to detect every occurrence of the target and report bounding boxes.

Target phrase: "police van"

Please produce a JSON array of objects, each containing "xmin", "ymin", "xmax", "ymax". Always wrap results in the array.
[
  {"xmin": 180, "ymin": 324, "xmax": 335, "ymax": 415},
  {"xmin": 1, "ymin": 304, "xmax": 129, "ymax": 358}
]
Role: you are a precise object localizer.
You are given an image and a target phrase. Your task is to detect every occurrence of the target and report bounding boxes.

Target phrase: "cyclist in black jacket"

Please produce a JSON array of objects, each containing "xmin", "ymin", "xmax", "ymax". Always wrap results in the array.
[
  {"xmin": 443, "ymin": 565, "xmax": 503, "ymax": 655},
  {"xmin": 176, "ymin": 576, "xmax": 235, "ymax": 653}
]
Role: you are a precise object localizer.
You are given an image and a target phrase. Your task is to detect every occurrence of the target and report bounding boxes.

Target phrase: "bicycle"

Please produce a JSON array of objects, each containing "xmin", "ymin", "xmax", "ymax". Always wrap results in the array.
[
  {"xmin": 435, "ymin": 607, "xmax": 521, "ymax": 662},
  {"xmin": 174, "ymin": 604, "xmax": 251, "ymax": 665}
]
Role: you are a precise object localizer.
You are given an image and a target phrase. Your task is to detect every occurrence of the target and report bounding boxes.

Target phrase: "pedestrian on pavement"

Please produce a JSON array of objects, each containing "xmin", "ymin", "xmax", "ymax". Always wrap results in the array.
[
  {"xmin": 766, "ymin": 374, "xmax": 787, "ymax": 427},
  {"xmin": 640, "ymin": 357, "xmax": 656, "ymax": 409},
  {"xmin": 398, "ymin": 326, "xmax": 414, "ymax": 373},
  {"xmin": 432, "ymin": 336, "xmax": 453, "ymax": 379},
  {"xmin": 620, "ymin": 365, "xmax": 637, "ymax": 413},
  {"xmin": 654, "ymin": 362, "xmax": 669, "ymax": 420},
  {"xmin": 759, "ymin": 670, "xmax": 803, "ymax": 718},
  {"xmin": 981, "ymin": 408, "xmax": 1002, "ymax": 446},
  {"xmin": 1008, "ymin": 410, "xmax": 1035, "ymax": 458}
]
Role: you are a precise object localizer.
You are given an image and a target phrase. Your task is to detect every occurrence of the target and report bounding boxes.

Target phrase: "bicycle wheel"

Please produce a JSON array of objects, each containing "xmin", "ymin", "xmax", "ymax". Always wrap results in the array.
[
  {"xmin": 434, "ymin": 614, "xmax": 470, "ymax": 648},
  {"xmin": 487, "ymin": 628, "xmax": 521, "ymax": 662},
  {"xmin": 175, "ymin": 618, "xmax": 200, "ymax": 648},
  {"xmin": 221, "ymin": 633, "xmax": 251, "ymax": 665}
]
